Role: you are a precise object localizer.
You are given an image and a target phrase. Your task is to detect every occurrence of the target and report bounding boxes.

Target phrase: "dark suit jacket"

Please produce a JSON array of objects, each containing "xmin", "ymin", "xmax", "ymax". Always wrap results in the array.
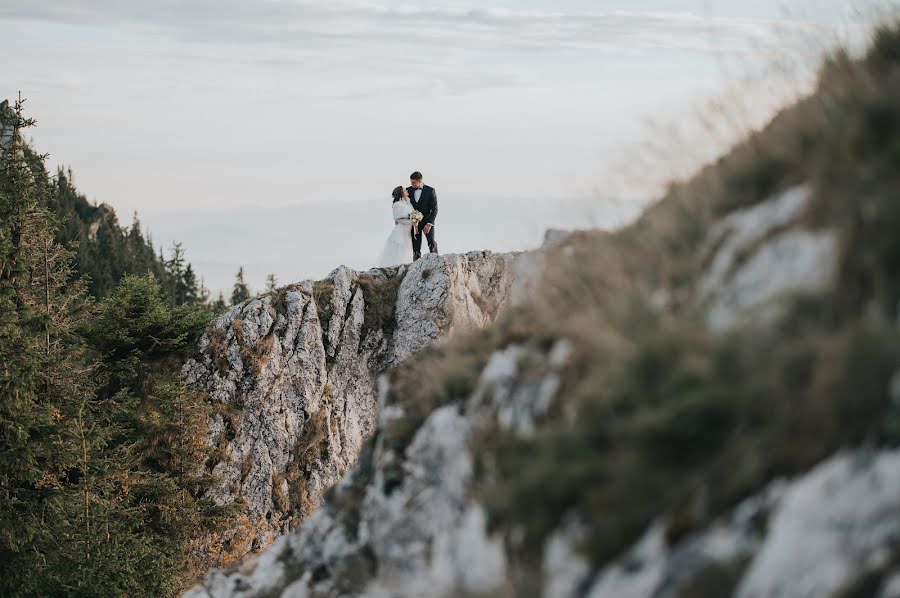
[{"xmin": 407, "ymin": 185, "xmax": 438, "ymax": 227}]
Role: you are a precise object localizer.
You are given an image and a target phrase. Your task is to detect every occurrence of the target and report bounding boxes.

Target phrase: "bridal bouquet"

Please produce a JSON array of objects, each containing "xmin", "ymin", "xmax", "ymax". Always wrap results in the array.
[{"xmin": 410, "ymin": 210, "xmax": 424, "ymax": 237}]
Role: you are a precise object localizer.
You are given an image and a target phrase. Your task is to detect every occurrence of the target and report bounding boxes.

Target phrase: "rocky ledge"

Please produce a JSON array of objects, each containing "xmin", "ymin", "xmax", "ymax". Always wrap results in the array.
[
  {"xmin": 182, "ymin": 251, "xmax": 521, "ymax": 559},
  {"xmin": 186, "ymin": 180, "xmax": 900, "ymax": 597}
]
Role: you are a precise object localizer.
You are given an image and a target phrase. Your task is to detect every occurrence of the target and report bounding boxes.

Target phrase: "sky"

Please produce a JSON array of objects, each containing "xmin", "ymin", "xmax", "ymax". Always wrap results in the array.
[{"xmin": 0, "ymin": 0, "xmax": 893, "ymax": 293}]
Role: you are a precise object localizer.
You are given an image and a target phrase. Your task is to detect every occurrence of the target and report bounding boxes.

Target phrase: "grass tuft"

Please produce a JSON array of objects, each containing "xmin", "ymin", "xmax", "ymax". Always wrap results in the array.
[{"xmin": 357, "ymin": 269, "xmax": 403, "ymax": 339}]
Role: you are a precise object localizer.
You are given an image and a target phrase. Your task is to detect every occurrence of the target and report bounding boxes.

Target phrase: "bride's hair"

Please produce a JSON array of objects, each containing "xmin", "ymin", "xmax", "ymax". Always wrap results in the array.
[{"xmin": 392, "ymin": 186, "xmax": 404, "ymax": 203}]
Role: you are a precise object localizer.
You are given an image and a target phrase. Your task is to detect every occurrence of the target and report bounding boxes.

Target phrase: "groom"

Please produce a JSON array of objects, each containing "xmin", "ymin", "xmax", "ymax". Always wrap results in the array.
[{"xmin": 407, "ymin": 171, "xmax": 438, "ymax": 260}]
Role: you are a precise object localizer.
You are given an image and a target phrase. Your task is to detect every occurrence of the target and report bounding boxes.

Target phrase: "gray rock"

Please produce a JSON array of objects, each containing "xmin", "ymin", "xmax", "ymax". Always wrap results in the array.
[
  {"xmin": 183, "ymin": 252, "xmax": 521, "ymax": 559},
  {"xmin": 186, "ymin": 184, "xmax": 887, "ymax": 598},
  {"xmin": 390, "ymin": 251, "xmax": 517, "ymax": 365},
  {"xmin": 699, "ymin": 185, "xmax": 838, "ymax": 331},
  {"xmin": 187, "ymin": 340, "xmax": 574, "ymax": 597},
  {"xmin": 578, "ymin": 449, "xmax": 900, "ymax": 598},
  {"xmin": 735, "ymin": 450, "xmax": 900, "ymax": 598}
]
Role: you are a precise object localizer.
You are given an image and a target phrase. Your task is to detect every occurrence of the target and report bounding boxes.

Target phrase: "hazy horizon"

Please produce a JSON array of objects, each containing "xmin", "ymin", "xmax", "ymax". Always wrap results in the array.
[
  {"xmin": 2, "ymin": 0, "xmax": 894, "ymax": 295},
  {"xmin": 141, "ymin": 194, "xmax": 644, "ymax": 296}
]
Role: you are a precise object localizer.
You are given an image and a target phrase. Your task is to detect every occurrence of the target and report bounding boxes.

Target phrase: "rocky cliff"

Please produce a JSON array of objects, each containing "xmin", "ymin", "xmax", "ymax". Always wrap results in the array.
[
  {"xmin": 187, "ymin": 24, "xmax": 900, "ymax": 598},
  {"xmin": 182, "ymin": 251, "xmax": 522, "ymax": 558},
  {"xmin": 187, "ymin": 180, "xmax": 899, "ymax": 598}
]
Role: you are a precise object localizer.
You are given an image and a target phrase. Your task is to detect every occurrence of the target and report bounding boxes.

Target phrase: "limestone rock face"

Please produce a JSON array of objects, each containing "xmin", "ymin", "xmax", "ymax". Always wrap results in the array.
[
  {"xmin": 580, "ymin": 449, "xmax": 900, "ymax": 598},
  {"xmin": 182, "ymin": 251, "xmax": 519, "ymax": 555},
  {"xmin": 186, "ymin": 184, "xmax": 892, "ymax": 598},
  {"xmin": 186, "ymin": 332, "xmax": 900, "ymax": 598},
  {"xmin": 698, "ymin": 186, "xmax": 838, "ymax": 331},
  {"xmin": 390, "ymin": 252, "xmax": 516, "ymax": 365},
  {"xmin": 184, "ymin": 338, "xmax": 574, "ymax": 598}
]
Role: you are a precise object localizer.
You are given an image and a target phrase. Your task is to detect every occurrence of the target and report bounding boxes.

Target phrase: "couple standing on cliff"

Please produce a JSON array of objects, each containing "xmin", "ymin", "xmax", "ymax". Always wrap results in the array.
[{"xmin": 377, "ymin": 171, "xmax": 438, "ymax": 267}]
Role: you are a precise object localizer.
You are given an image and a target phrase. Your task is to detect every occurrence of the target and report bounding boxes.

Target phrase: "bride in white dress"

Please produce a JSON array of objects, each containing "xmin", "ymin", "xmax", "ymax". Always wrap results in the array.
[{"xmin": 378, "ymin": 186, "xmax": 414, "ymax": 267}]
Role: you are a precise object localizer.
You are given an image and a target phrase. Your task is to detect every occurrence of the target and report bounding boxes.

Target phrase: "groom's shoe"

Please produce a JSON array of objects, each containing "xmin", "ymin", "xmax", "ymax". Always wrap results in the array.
[{"xmin": 413, "ymin": 251, "xmax": 421, "ymax": 261}]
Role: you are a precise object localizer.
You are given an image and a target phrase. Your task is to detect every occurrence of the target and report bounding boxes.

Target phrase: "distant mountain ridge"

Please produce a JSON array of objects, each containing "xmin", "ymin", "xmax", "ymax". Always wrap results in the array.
[{"xmin": 143, "ymin": 195, "xmax": 643, "ymax": 296}]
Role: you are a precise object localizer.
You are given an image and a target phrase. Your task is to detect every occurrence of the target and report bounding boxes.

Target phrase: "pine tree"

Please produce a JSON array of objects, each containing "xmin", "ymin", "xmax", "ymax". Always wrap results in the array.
[
  {"xmin": 37, "ymin": 148, "xmax": 196, "ymax": 300},
  {"xmin": 0, "ymin": 97, "xmax": 231, "ymax": 595},
  {"xmin": 83, "ymin": 275, "xmax": 229, "ymax": 594},
  {"xmin": 182, "ymin": 264, "xmax": 205, "ymax": 306},
  {"xmin": 0, "ymin": 94, "xmax": 98, "ymax": 595},
  {"xmin": 212, "ymin": 291, "xmax": 227, "ymax": 312},
  {"xmin": 196, "ymin": 275, "xmax": 211, "ymax": 307},
  {"xmin": 265, "ymin": 273, "xmax": 278, "ymax": 293},
  {"xmin": 231, "ymin": 266, "xmax": 251, "ymax": 305},
  {"xmin": 165, "ymin": 242, "xmax": 188, "ymax": 304}
]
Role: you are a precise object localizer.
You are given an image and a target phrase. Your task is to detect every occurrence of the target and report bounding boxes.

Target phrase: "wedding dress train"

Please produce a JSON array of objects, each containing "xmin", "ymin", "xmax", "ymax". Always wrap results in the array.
[{"xmin": 378, "ymin": 200, "xmax": 414, "ymax": 267}]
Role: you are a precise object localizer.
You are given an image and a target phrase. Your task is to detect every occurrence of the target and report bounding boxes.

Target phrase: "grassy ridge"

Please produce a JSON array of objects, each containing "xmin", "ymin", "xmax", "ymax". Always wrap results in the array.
[{"xmin": 379, "ymin": 20, "xmax": 900, "ymax": 592}]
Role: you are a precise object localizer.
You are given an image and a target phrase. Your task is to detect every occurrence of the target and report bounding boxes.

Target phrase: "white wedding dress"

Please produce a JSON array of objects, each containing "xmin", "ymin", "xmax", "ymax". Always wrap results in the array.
[{"xmin": 378, "ymin": 200, "xmax": 414, "ymax": 267}]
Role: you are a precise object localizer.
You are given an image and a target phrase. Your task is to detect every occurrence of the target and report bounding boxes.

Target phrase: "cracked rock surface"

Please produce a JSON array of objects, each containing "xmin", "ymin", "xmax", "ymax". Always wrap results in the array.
[{"xmin": 182, "ymin": 251, "xmax": 520, "ymax": 557}]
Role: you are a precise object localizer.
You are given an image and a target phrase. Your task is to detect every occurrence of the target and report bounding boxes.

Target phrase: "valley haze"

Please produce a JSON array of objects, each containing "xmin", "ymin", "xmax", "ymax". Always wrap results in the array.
[{"xmin": 143, "ymin": 195, "xmax": 642, "ymax": 296}]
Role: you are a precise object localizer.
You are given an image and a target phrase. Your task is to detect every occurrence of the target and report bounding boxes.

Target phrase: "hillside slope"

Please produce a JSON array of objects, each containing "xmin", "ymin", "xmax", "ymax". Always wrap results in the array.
[{"xmin": 187, "ymin": 24, "xmax": 900, "ymax": 598}]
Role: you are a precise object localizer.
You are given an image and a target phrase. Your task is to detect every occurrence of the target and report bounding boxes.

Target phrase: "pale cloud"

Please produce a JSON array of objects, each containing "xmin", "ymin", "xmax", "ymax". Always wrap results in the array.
[
  {"xmin": 0, "ymin": 1, "xmax": 831, "ymax": 55},
  {"xmin": 0, "ymin": 0, "xmax": 858, "ymax": 107},
  {"xmin": 0, "ymin": 0, "xmax": 890, "ymax": 252}
]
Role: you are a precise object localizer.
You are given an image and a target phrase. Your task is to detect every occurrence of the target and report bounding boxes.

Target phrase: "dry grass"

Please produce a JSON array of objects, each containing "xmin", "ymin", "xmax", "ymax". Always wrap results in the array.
[
  {"xmin": 313, "ymin": 280, "xmax": 335, "ymax": 324},
  {"xmin": 205, "ymin": 400, "xmax": 243, "ymax": 472},
  {"xmin": 359, "ymin": 21, "xmax": 900, "ymax": 592},
  {"xmin": 239, "ymin": 335, "xmax": 274, "ymax": 377},
  {"xmin": 184, "ymin": 512, "xmax": 261, "ymax": 587},
  {"xmin": 206, "ymin": 327, "xmax": 231, "ymax": 377},
  {"xmin": 266, "ymin": 405, "xmax": 333, "ymax": 525},
  {"xmin": 272, "ymin": 286, "xmax": 291, "ymax": 317},
  {"xmin": 474, "ymin": 22, "xmax": 900, "ymax": 574},
  {"xmin": 271, "ymin": 473, "xmax": 290, "ymax": 513},
  {"xmin": 240, "ymin": 454, "xmax": 253, "ymax": 482},
  {"xmin": 296, "ymin": 406, "xmax": 330, "ymax": 463},
  {"xmin": 357, "ymin": 269, "xmax": 404, "ymax": 339},
  {"xmin": 471, "ymin": 291, "xmax": 498, "ymax": 320}
]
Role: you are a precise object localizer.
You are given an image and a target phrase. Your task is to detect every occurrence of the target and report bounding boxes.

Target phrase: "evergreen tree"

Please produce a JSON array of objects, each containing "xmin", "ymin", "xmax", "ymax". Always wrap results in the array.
[
  {"xmin": 0, "ymin": 94, "xmax": 98, "ymax": 596},
  {"xmin": 82, "ymin": 275, "xmax": 230, "ymax": 594},
  {"xmin": 231, "ymin": 266, "xmax": 251, "ymax": 305},
  {"xmin": 165, "ymin": 242, "xmax": 188, "ymax": 304},
  {"xmin": 182, "ymin": 264, "xmax": 205, "ymax": 306},
  {"xmin": 196, "ymin": 275, "xmax": 211, "ymax": 307},
  {"xmin": 265, "ymin": 273, "xmax": 278, "ymax": 293},
  {"xmin": 212, "ymin": 291, "xmax": 227, "ymax": 312},
  {"xmin": 0, "ymin": 97, "xmax": 230, "ymax": 596},
  {"xmin": 29, "ymin": 147, "xmax": 200, "ymax": 301}
]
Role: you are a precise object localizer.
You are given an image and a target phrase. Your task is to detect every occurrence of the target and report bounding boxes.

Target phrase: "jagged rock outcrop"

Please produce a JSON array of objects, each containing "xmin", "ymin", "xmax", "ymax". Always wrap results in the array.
[
  {"xmin": 182, "ymin": 251, "xmax": 519, "ymax": 556},
  {"xmin": 187, "ymin": 28, "xmax": 900, "ymax": 596},
  {"xmin": 186, "ymin": 176, "xmax": 900, "ymax": 597},
  {"xmin": 188, "ymin": 444, "xmax": 900, "ymax": 598},
  {"xmin": 186, "ymin": 338, "xmax": 574, "ymax": 598}
]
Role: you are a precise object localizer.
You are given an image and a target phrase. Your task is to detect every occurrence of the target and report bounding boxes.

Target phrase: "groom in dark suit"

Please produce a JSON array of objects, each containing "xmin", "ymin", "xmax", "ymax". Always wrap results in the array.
[{"xmin": 407, "ymin": 171, "xmax": 438, "ymax": 260}]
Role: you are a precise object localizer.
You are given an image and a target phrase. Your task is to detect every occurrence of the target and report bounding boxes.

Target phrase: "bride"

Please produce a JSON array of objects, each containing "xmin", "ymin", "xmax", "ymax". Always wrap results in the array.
[{"xmin": 378, "ymin": 186, "xmax": 414, "ymax": 267}]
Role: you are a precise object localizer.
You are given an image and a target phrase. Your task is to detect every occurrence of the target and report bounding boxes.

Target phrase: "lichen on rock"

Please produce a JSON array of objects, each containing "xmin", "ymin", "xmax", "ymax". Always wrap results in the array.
[{"xmin": 182, "ymin": 251, "xmax": 521, "ymax": 562}]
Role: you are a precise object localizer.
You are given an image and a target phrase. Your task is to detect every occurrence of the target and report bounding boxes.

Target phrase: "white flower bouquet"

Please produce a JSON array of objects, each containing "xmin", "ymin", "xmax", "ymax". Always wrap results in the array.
[{"xmin": 410, "ymin": 210, "xmax": 424, "ymax": 237}]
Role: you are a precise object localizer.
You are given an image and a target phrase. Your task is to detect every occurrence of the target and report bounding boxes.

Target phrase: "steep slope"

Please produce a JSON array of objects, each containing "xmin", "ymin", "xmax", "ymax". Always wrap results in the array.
[
  {"xmin": 183, "ymin": 251, "xmax": 523, "ymax": 561},
  {"xmin": 187, "ymin": 23, "xmax": 900, "ymax": 598}
]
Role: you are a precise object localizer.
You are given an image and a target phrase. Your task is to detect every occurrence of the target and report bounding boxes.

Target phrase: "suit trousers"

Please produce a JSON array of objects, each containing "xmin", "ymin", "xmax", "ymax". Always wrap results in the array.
[{"xmin": 411, "ymin": 224, "xmax": 437, "ymax": 258}]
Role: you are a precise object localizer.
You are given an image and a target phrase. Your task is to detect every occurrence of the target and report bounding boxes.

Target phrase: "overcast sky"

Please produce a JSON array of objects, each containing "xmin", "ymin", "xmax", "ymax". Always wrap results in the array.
[{"xmin": 0, "ymin": 1, "xmax": 893, "ymax": 291}]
